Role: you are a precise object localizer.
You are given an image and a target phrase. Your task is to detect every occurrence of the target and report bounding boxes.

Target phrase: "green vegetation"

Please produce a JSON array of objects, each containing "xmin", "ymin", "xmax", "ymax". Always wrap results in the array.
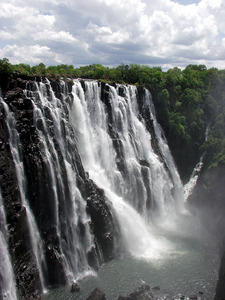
[{"xmin": 1, "ymin": 58, "xmax": 225, "ymax": 181}]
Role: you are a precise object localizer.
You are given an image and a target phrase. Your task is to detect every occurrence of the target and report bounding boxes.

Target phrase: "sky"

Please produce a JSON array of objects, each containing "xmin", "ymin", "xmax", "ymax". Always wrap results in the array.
[{"xmin": 0, "ymin": 0, "xmax": 225, "ymax": 70}]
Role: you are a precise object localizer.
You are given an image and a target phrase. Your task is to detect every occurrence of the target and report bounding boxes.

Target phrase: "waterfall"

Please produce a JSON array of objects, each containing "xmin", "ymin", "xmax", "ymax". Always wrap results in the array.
[
  {"xmin": 183, "ymin": 157, "xmax": 204, "ymax": 201},
  {"xmin": 0, "ymin": 97, "xmax": 47, "ymax": 292},
  {"xmin": 183, "ymin": 123, "xmax": 209, "ymax": 201},
  {"xmin": 142, "ymin": 89, "xmax": 184, "ymax": 213},
  {"xmin": 25, "ymin": 79, "xmax": 95, "ymax": 282},
  {"xmin": 0, "ymin": 78, "xmax": 185, "ymax": 297},
  {"xmin": 0, "ymin": 189, "xmax": 17, "ymax": 300},
  {"xmin": 69, "ymin": 80, "xmax": 184, "ymax": 258}
]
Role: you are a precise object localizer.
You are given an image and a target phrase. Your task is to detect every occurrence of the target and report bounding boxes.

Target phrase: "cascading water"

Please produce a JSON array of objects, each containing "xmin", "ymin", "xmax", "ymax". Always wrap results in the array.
[
  {"xmin": 69, "ymin": 80, "xmax": 184, "ymax": 258},
  {"xmin": 143, "ymin": 89, "xmax": 184, "ymax": 210},
  {"xmin": 1, "ymin": 97, "xmax": 46, "ymax": 292},
  {"xmin": 183, "ymin": 123, "xmax": 209, "ymax": 201},
  {"xmin": 183, "ymin": 157, "xmax": 204, "ymax": 201},
  {"xmin": 25, "ymin": 79, "xmax": 95, "ymax": 281},
  {"xmin": 0, "ymin": 189, "xmax": 17, "ymax": 300}
]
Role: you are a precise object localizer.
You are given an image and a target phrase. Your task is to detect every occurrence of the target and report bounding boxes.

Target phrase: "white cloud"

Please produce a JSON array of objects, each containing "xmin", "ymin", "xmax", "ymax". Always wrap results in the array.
[
  {"xmin": 0, "ymin": 0, "xmax": 225, "ymax": 69},
  {"xmin": 0, "ymin": 3, "xmax": 56, "ymax": 41},
  {"xmin": 86, "ymin": 22, "xmax": 130, "ymax": 44},
  {"xmin": 0, "ymin": 3, "xmax": 30, "ymax": 18},
  {"xmin": 0, "ymin": 44, "xmax": 63, "ymax": 64},
  {"xmin": 200, "ymin": 0, "xmax": 222, "ymax": 9},
  {"xmin": 33, "ymin": 30, "xmax": 77, "ymax": 43}
]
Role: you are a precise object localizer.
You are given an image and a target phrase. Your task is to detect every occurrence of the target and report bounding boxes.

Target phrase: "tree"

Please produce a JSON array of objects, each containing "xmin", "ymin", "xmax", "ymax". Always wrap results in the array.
[{"xmin": 0, "ymin": 58, "xmax": 13, "ymax": 75}]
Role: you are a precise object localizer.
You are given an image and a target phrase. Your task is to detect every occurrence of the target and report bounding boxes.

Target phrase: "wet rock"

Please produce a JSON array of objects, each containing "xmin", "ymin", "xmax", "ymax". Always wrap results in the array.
[
  {"xmin": 0, "ymin": 100, "xmax": 42, "ymax": 298},
  {"xmin": 44, "ymin": 243, "xmax": 67, "ymax": 286},
  {"xmin": 86, "ymin": 287, "xmax": 106, "ymax": 300},
  {"xmin": 85, "ymin": 179, "xmax": 121, "ymax": 264},
  {"xmin": 152, "ymin": 285, "xmax": 160, "ymax": 291},
  {"xmin": 139, "ymin": 159, "xmax": 150, "ymax": 168},
  {"xmin": 142, "ymin": 284, "xmax": 150, "ymax": 291},
  {"xmin": 117, "ymin": 284, "xmax": 153, "ymax": 300},
  {"xmin": 118, "ymin": 86, "xmax": 126, "ymax": 97},
  {"xmin": 70, "ymin": 282, "xmax": 80, "ymax": 293},
  {"xmin": 5, "ymin": 81, "xmax": 69, "ymax": 287}
]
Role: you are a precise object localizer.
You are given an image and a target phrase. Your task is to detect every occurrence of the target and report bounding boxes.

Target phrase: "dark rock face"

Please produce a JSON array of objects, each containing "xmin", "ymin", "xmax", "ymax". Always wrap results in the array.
[
  {"xmin": 70, "ymin": 282, "xmax": 80, "ymax": 293},
  {"xmin": 86, "ymin": 287, "xmax": 106, "ymax": 300},
  {"xmin": 3, "ymin": 83, "xmax": 68, "ymax": 287},
  {"xmin": 188, "ymin": 165, "xmax": 225, "ymax": 241},
  {"xmin": 0, "ymin": 96, "xmax": 42, "ymax": 298},
  {"xmin": 85, "ymin": 179, "xmax": 120, "ymax": 264},
  {"xmin": 137, "ymin": 88, "xmax": 161, "ymax": 157},
  {"xmin": 0, "ymin": 77, "xmax": 121, "ymax": 298}
]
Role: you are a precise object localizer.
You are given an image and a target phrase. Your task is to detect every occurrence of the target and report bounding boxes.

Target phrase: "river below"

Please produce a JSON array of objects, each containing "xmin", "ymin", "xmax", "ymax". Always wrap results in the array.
[{"xmin": 43, "ymin": 214, "xmax": 220, "ymax": 300}]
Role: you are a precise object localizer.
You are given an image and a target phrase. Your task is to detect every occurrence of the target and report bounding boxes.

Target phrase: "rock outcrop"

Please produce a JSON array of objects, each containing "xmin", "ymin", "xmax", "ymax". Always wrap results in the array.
[
  {"xmin": 86, "ymin": 287, "xmax": 106, "ymax": 300},
  {"xmin": 117, "ymin": 284, "xmax": 153, "ymax": 300}
]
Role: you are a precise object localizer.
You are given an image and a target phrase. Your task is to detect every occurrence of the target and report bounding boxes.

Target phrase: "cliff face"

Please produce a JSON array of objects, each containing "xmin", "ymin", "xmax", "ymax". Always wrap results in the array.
[
  {"xmin": 188, "ymin": 165, "xmax": 225, "ymax": 239},
  {"xmin": 188, "ymin": 164, "xmax": 225, "ymax": 300},
  {"xmin": 0, "ymin": 77, "xmax": 120, "ymax": 298},
  {"xmin": 0, "ymin": 88, "xmax": 43, "ymax": 299}
]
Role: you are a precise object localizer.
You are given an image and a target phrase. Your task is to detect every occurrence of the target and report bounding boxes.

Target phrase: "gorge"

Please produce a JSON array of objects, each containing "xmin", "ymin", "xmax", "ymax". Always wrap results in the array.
[{"xmin": 0, "ymin": 75, "xmax": 224, "ymax": 300}]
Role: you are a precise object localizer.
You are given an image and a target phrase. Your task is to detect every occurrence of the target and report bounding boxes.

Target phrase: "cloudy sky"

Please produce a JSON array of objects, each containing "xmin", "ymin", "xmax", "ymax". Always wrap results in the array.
[{"xmin": 0, "ymin": 0, "xmax": 225, "ymax": 69}]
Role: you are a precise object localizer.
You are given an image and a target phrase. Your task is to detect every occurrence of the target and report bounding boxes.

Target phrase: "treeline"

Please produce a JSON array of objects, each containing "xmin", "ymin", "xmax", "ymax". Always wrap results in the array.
[
  {"xmin": 1, "ymin": 58, "xmax": 225, "ymax": 180},
  {"xmin": 0, "ymin": 58, "xmax": 163, "ymax": 82}
]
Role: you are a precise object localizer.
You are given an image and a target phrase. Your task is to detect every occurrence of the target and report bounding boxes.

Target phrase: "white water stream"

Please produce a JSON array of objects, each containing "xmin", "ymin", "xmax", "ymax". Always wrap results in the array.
[
  {"xmin": 69, "ymin": 80, "xmax": 185, "ymax": 259},
  {"xmin": 26, "ymin": 79, "xmax": 95, "ymax": 282},
  {"xmin": 0, "ymin": 189, "xmax": 17, "ymax": 300},
  {"xmin": 1, "ymin": 97, "xmax": 47, "ymax": 293}
]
